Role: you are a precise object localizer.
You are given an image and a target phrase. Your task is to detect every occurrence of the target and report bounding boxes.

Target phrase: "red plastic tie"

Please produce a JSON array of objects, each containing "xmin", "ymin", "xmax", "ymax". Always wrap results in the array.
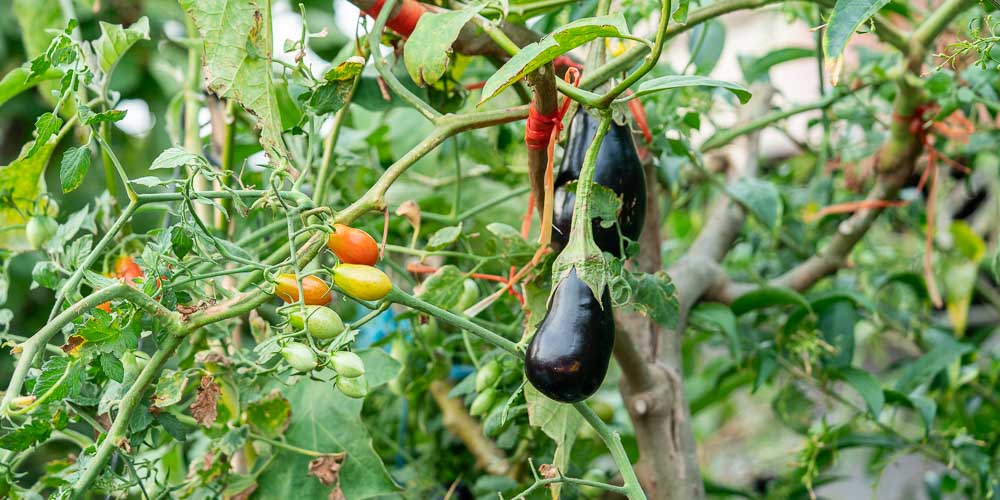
[
  {"xmin": 524, "ymin": 67, "xmax": 581, "ymax": 151},
  {"xmin": 364, "ymin": 0, "xmax": 427, "ymax": 37}
]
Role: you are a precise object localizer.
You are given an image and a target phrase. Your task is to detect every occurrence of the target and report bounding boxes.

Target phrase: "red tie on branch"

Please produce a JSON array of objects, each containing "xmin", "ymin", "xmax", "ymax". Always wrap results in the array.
[{"xmin": 363, "ymin": 0, "xmax": 427, "ymax": 37}]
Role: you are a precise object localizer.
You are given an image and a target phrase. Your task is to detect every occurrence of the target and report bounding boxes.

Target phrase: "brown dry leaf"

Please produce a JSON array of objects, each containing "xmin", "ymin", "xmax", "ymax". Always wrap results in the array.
[
  {"xmin": 61, "ymin": 335, "xmax": 86, "ymax": 356},
  {"xmin": 308, "ymin": 452, "xmax": 347, "ymax": 487},
  {"xmin": 539, "ymin": 463, "xmax": 559, "ymax": 479},
  {"xmin": 190, "ymin": 375, "xmax": 221, "ymax": 427},
  {"xmin": 328, "ymin": 485, "xmax": 346, "ymax": 500},
  {"xmin": 194, "ymin": 350, "xmax": 231, "ymax": 367}
]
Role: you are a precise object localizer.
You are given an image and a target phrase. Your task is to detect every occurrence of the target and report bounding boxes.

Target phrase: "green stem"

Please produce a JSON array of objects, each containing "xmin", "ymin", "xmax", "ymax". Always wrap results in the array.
[
  {"xmin": 70, "ymin": 334, "xmax": 183, "ymax": 498},
  {"xmin": 368, "ymin": 0, "xmax": 440, "ymax": 121},
  {"xmin": 47, "ymin": 202, "xmax": 139, "ymax": 320},
  {"xmin": 387, "ymin": 287, "xmax": 520, "ymax": 354},
  {"xmin": 594, "ymin": 0, "xmax": 671, "ymax": 107},
  {"xmin": 701, "ymin": 91, "xmax": 842, "ymax": 151},
  {"xmin": 313, "ymin": 75, "xmax": 361, "ymax": 205},
  {"xmin": 912, "ymin": 0, "xmax": 977, "ymax": 49},
  {"xmin": 573, "ymin": 403, "xmax": 646, "ymax": 500}
]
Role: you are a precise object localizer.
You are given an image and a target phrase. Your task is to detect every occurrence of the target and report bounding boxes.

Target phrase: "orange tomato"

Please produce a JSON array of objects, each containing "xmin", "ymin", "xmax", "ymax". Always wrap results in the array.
[
  {"xmin": 114, "ymin": 255, "xmax": 144, "ymax": 283},
  {"xmin": 327, "ymin": 224, "xmax": 379, "ymax": 266},
  {"xmin": 275, "ymin": 274, "xmax": 332, "ymax": 305},
  {"xmin": 97, "ymin": 302, "xmax": 112, "ymax": 312}
]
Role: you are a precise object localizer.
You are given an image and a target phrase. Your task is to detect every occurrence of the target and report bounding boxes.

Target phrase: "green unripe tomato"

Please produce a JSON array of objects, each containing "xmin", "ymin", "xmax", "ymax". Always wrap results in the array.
[
  {"xmin": 122, "ymin": 351, "xmax": 150, "ymax": 381},
  {"xmin": 337, "ymin": 374, "xmax": 368, "ymax": 398},
  {"xmin": 289, "ymin": 306, "xmax": 345, "ymax": 340},
  {"xmin": 25, "ymin": 216, "xmax": 57, "ymax": 250},
  {"xmin": 329, "ymin": 351, "xmax": 365, "ymax": 378},
  {"xmin": 470, "ymin": 388, "xmax": 496, "ymax": 416},
  {"xmin": 578, "ymin": 469, "xmax": 608, "ymax": 497},
  {"xmin": 454, "ymin": 279, "xmax": 479, "ymax": 312},
  {"xmin": 588, "ymin": 400, "xmax": 615, "ymax": 423},
  {"xmin": 475, "ymin": 360, "xmax": 502, "ymax": 392},
  {"xmin": 281, "ymin": 342, "xmax": 318, "ymax": 372}
]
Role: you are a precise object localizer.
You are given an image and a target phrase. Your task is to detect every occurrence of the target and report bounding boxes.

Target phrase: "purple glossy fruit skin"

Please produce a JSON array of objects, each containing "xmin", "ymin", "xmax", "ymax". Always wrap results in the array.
[
  {"xmin": 550, "ymin": 110, "xmax": 647, "ymax": 256},
  {"xmin": 524, "ymin": 267, "xmax": 615, "ymax": 403}
]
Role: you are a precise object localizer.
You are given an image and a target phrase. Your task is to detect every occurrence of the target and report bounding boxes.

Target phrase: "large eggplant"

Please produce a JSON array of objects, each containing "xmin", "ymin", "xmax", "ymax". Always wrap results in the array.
[
  {"xmin": 524, "ymin": 267, "xmax": 615, "ymax": 403},
  {"xmin": 550, "ymin": 110, "xmax": 646, "ymax": 256}
]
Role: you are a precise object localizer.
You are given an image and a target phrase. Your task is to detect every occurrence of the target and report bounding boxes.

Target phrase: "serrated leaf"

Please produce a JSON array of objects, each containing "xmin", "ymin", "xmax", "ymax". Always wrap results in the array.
[
  {"xmin": 426, "ymin": 223, "xmax": 462, "ymax": 251},
  {"xmin": 28, "ymin": 113, "xmax": 63, "ymax": 158},
  {"xmin": 0, "ymin": 420, "xmax": 52, "ymax": 452},
  {"xmin": 180, "ymin": 0, "xmax": 294, "ymax": 174},
  {"xmin": 480, "ymin": 15, "xmax": 631, "ymax": 104},
  {"xmin": 628, "ymin": 271, "xmax": 679, "ymax": 329},
  {"xmin": 100, "ymin": 353, "xmax": 124, "ymax": 383},
  {"xmin": 13, "ymin": 0, "xmax": 67, "ymax": 108},
  {"xmin": 33, "ymin": 356, "xmax": 80, "ymax": 402},
  {"xmin": 171, "ymin": 226, "xmax": 194, "ymax": 259},
  {"xmin": 150, "ymin": 147, "xmax": 205, "ymax": 171},
  {"xmin": 731, "ymin": 286, "xmax": 810, "ymax": 316},
  {"xmin": 823, "ymin": 0, "xmax": 890, "ymax": 59},
  {"xmin": 833, "ymin": 367, "xmax": 883, "ymax": 417},
  {"xmin": 404, "ymin": 7, "xmax": 482, "ymax": 86},
  {"xmin": 416, "ymin": 265, "xmax": 466, "ymax": 309},
  {"xmin": 60, "ymin": 146, "xmax": 91, "ymax": 193},
  {"xmin": 153, "ymin": 370, "xmax": 188, "ymax": 407},
  {"xmin": 619, "ymin": 75, "xmax": 751, "ymax": 104},
  {"xmin": 305, "ymin": 57, "xmax": 365, "ymax": 115},
  {"xmin": 79, "ymin": 106, "xmax": 128, "ymax": 125},
  {"xmin": 88, "ymin": 17, "xmax": 150, "ymax": 74}
]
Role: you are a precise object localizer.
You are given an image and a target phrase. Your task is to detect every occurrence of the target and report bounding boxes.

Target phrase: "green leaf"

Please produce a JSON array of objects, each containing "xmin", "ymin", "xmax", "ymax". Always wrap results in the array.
[
  {"xmin": 823, "ymin": 0, "xmax": 890, "ymax": 59},
  {"xmin": 0, "ymin": 140, "xmax": 58, "ymax": 251},
  {"xmin": 59, "ymin": 146, "xmax": 91, "ymax": 193},
  {"xmin": 156, "ymin": 412, "xmax": 193, "ymax": 442},
  {"xmin": 479, "ymin": 15, "xmax": 632, "ymax": 104},
  {"xmin": 816, "ymin": 299, "xmax": 857, "ymax": 368},
  {"xmin": 404, "ymin": 6, "xmax": 482, "ymax": 86},
  {"xmin": 88, "ymin": 17, "xmax": 150, "ymax": 74},
  {"xmin": 689, "ymin": 303, "xmax": 741, "ymax": 358},
  {"xmin": 153, "ymin": 370, "xmax": 188, "ymax": 408},
  {"xmin": 894, "ymin": 338, "xmax": 972, "ymax": 393},
  {"xmin": 33, "ymin": 356, "xmax": 80, "ymax": 402},
  {"xmin": 13, "ymin": 0, "xmax": 67, "ymax": 107},
  {"xmin": 246, "ymin": 390, "xmax": 292, "ymax": 438},
  {"xmin": 304, "ymin": 57, "xmax": 365, "ymax": 115},
  {"xmin": 619, "ymin": 75, "xmax": 752, "ymax": 104},
  {"xmin": 833, "ymin": 367, "xmax": 883, "ymax": 417},
  {"xmin": 725, "ymin": 177, "xmax": 782, "ymax": 230},
  {"xmin": 524, "ymin": 384, "xmax": 580, "ymax": 493},
  {"xmin": 150, "ymin": 147, "xmax": 205, "ymax": 171},
  {"xmin": 180, "ymin": 0, "xmax": 293, "ymax": 173},
  {"xmin": 171, "ymin": 226, "xmax": 194, "ymax": 259},
  {"xmin": 740, "ymin": 47, "xmax": 815, "ymax": 83},
  {"xmin": 426, "ymin": 223, "xmax": 462, "ymax": 251},
  {"xmin": 885, "ymin": 390, "xmax": 936, "ymax": 435},
  {"xmin": 731, "ymin": 287, "xmax": 811, "ymax": 316},
  {"xmin": 415, "ymin": 265, "xmax": 466, "ymax": 309},
  {"xmin": 943, "ymin": 222, "xmax": 986, "ymax": 336},
  {"xmin": 672, "ymin": 0, "xmax": 691, "ymax": 23},
  {"xmin": 485, "ymin": 222, "xmax": 534, "ymax": 255},
  {"xmin": 79, "ymin": 106, "xmax": 128, "ymax": 126},
  {"xmin": 100, "ymin": 353, "xmax": 124, "ymax": 383},
  {"xmin": 628, "ymin": 271, "xmax": 679, "ymax": 329},
  {"xmin": 356, "ymin": 348, "xmax": 402, "ymax": 388},
  {"xmin": 28, "ymin": 113, "xmax": 63, "ymax": 158},
  {"xmin": 0, "ymin": 65, "xmax": 62, "ymax": 109},
  {"xmin": 0, "ymin": 420, "xmax": 52, "ymax": 452},
  {"xmin": 687, "ymin": 21, "xmax": 726, "ymax": 75},
  {"xmin": 771, "ymin": 383, "xmax": 813, "ymax": 433},
  {"xmin": 255, "ymin": 375, "xmax": 399, "ymax": 499}
]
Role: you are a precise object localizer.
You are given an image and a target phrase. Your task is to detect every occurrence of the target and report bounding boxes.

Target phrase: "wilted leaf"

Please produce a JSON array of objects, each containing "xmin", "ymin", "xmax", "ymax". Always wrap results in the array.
[
  {"xmin": 308, "ymin": 452, "xmax": 347, "ymax": 487},
  {"xmin": 628, "ymin": 271, "xmax": 680, "ymax": 329},
  {"xmin": 246, "ymin": 390, "xmax": 292, "ymax": 438},
  {"xmin": 190, "ymin": 375, "xmax": 220, "ymax": 427},
  {"xmin": 426, "ymin": 223, "xmax": 462, "ymax": 251},
  {"xmin": 404, "ymin": 7, "xmax": 482, "ymax": 86}
]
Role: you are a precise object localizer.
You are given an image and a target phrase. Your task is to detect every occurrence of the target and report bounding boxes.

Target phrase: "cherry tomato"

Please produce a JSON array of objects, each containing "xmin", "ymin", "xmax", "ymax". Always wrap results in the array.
[
  {"xmin": 329, "ymin": 351, "xmax": 365, "ymax": 378},
  {"xmin": 336, "ymin": 374, "xmax": 369, "ymax": 399},
  {"xmin": 114, "ymin": 255, "xmax": 144, "ymax": 282},
  {"xmin": 96, "ymin": 302, "xmax": 112, "ymax": 313},
  {"xmin": 288, "ymin": 306, "xmax": 345, "ymax": 340},
  {"xmin": 275, "ymin": 274, "xmax": 332, "ymax": 305},
  {"xmin": 25, "ymin": 216, "xmax": 57, "ymax": 249},
  {"xmin": 332, "ymin": 264, "xmax": 392, "ymax": 301},
  {"xmin": 327, "ymin": 224, "xmax": 379, "ymax": 265},
  {"xmin": 281, "ymin": 342, "xmax": 318, "ymax": 372}
]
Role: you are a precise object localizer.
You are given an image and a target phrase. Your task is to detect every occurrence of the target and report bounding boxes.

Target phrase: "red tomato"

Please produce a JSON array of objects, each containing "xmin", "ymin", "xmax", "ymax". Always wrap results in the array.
[
  {"xmin": 97, "ymin": 302, "xmax": 112, "ymax": 313},
  {"xmin": 275, "ymin": 274, "xmax": 332, "ymax": 305},
  {"xmin": 327, "ymin": 224, "xmax": 379, "ymax": 265}
]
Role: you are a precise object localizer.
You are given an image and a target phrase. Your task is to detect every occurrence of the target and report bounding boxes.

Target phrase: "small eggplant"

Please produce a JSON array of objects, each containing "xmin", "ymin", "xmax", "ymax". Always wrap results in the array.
[
  {"xmin": 551, "ymin": 110, "xmax": 646, "ymax": 256},
  {"xmin": 524, "ymin": 268, "xmax": 615, "ymax": 403}
]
